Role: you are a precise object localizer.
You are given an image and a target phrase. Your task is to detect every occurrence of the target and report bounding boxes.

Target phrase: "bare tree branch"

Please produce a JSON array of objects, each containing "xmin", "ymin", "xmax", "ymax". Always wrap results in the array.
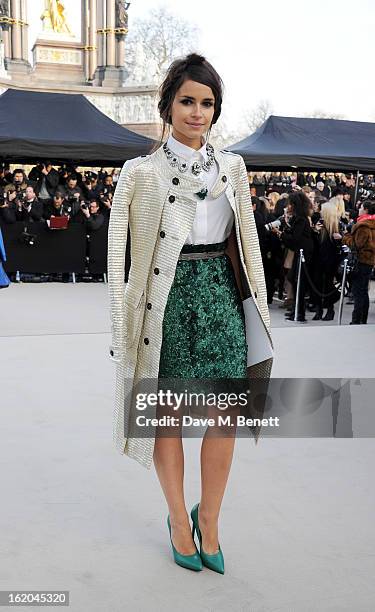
[
  {"xmin": 124, "ymin": 6, "xmax": 199, "ymax": 84},
  {"xmin": 303, "ymin": 109, "xmax": 345, "ymax": 119},
  {"xmin": 244, "ymin": 99, "xmax": 274, "ymax": 133}
]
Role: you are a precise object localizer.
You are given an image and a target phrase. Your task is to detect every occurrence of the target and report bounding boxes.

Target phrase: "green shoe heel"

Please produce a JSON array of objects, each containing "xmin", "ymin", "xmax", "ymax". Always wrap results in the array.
[
  {"xmin": 167, "ymin": 515, "xmax": 203, "ymax": 571},
  {"xmin": 191, "ymin": 502, "xmax": 225, "ymax": 574}
]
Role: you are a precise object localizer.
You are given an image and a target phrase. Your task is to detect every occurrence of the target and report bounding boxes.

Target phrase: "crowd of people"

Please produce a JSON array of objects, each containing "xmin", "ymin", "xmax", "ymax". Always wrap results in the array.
[
  {"xmin": 0, "ymin": 162, "xmax": 120, "ymax": 232},
  {"xmin": 1, "ymin": 162, "xmax": 374, "ymax": 324},
  {"xmin": 248, "ymin": 170, "xmax": 375, "ymax": 209},
  {"xmin": 250, "ymin": 173, "xmax": 375, "ymax": 325}
]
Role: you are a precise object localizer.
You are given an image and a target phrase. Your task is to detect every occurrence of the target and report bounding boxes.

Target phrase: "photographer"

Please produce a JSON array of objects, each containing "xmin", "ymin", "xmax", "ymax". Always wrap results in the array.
[
  {"xmin": 15, "ymin": 185, "xmax": 43, "ymax": 223},
  {"xmin": 101, "ymin": 174, "xmax": 116, "ymax": 199},
  {"xmin": 60, "ymin": 175, "xmax": 83, "ymax": 218},
  {"xmin": 4, "ymin": 169, "xmax": 28, "ymax": 198},
  {"xmin": 82, "ymin": 171, "xmax": 102, "ymax": 201},
  {"xmin": 273, "ymin": 191, "xmax": 314, "ymax": 322},
  {"xmin": 98, "ymin": 190, "xmax": 112, "ymax": 220},
  {"xmin": 63, "ymin": 174, "xmax": 84, "ymax": 202},
  {"xmin": 0, "ymin": 190, "xmax": 16, "ymax": 224},
  {"xmin": 79, "ymin": 199, "xmax": 105, "ymax": 231},
  {"xmin": 342, "ymin": 200, "xmax": 375, "ymax": 324},
  {"xmin": 28, "ymin": 161, "xmax": 60, "ymax": 203},
  {"xmin": 1, "ymin": 171, "xmax": 28, "ymax": 223},
  {"xmin": 43, "ymin": 191, "xmax": 70, "ymax": 221}
]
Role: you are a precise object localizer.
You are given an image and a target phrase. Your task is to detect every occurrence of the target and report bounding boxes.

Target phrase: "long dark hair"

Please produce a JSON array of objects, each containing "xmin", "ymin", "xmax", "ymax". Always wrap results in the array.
[
  {"xmin": 151, "ymin": 53, "xmax": 224, "ymax": 153},
  {"xmin": 287, "ymin": 192, "xmax": 312, "ymax": 219},
  {"xmin": 254, "ymin": 197, "xmax": 269, "ymax": 222}
]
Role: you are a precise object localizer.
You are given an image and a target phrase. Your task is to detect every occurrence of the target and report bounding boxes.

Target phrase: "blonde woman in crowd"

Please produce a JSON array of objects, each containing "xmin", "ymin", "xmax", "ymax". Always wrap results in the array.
[
  {"xmin": 323, "ymin": 187, "xmax": 347, "ymax": 222},
  {"xmin": 310, "ymin": 201, "xmax": 343, "ymax": 321},
  {"xmin": 267, "ymin": 191, "xmax": 280, "ymax": 213}
]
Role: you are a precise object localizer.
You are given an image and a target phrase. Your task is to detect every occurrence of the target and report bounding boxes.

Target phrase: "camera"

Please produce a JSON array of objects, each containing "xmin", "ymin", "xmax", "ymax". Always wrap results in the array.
[
  {"xmin": 14, "ymin": 190, "xmax": 27, "ymax": 206},
  {"xmin": 265, "ymin": 216, "xmax": 284, "ymax": 232},
  {"xmin": 61, "ymin": 200, "xmax": 73, "ymax": 215},
  {"xmin": 19, "ymin": 230, "xmax": 37, "ymax": 246},
  {"xmin": 99, "ymin": 192, "xmax": 110, "ymax": 205}
]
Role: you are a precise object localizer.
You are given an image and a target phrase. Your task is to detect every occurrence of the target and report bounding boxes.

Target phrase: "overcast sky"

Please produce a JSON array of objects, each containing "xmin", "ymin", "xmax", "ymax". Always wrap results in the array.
[
  {"xmin": 27, "ymin": 0, "xmax": 375, "ymax": 133},
  {"xmin": 130, "ymin": 0, "xmax": 375, "ymax": 127}
]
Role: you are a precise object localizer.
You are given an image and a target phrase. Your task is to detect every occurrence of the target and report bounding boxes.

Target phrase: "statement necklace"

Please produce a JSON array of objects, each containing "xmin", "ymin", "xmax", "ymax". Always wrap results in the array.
[{"xmin": 163, "ymin": 141, "xmax": 216, "ymax": 176}]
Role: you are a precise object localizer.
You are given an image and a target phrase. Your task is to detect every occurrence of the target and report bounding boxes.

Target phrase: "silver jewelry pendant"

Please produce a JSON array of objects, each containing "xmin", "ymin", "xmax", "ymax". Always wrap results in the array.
[
  {"xmin": 163, "ymin": 142, "xmax": 215, "ymax": 176},
  {"xmin": 191, "ymin": 161, "xmax": 202, "ymax": 176}
]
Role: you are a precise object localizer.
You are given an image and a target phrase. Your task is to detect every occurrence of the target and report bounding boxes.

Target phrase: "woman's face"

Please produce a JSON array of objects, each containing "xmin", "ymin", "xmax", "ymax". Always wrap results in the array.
[{"xmin": 170, "ymin": 79, "xmax": 215, "ymax": 148}]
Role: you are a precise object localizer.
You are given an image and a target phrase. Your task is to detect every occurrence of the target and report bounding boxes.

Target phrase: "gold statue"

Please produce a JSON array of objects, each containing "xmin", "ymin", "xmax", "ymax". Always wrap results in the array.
[{"xmin": 41, "ymin": 0, "xmax": 72, "ymax": 35}]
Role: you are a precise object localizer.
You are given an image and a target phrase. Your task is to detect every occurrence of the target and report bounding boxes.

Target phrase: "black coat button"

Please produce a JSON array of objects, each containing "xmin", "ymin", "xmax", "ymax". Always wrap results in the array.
[
  {"xmin": 169, "ymin": 195, "xmax": 175, "ymax": 203},
  {"xmin": 222, "ymin": 175, "xmax": 227, "ymax": 183},
  {"xmin": 172, "ymin": 177, "xmax": 179, "ymax": 185},
  {"xmin": 144, "ymin": 338, "xmax": 149, "ymax": 345},
  {"xmin": 147, "ymin": 302, "xmax": 152, "ymax": 310},
  {"xmin": 154, "ymin": 267, "xmax": 159, "ymax": 275},
  {"xmin": 233, "ymin": 189, "xmax": 236, "ymax": 196},
  {"xmin": 159, "ymin": 230, "xmax": 165, "ymax": 238},
  {"xmin": 110, "ymin": 349, "xmax": 114, "ymax": 356}
]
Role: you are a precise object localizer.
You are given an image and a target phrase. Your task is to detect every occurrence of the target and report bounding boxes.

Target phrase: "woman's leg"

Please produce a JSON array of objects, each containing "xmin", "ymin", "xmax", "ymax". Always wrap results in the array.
[
  {"xmin": 153, "ymin": 400, "xmax": 197, "ymax": 555},
  {"xmin": 199, "ymin": 405, "xmax": 238, "ymax": 553}
]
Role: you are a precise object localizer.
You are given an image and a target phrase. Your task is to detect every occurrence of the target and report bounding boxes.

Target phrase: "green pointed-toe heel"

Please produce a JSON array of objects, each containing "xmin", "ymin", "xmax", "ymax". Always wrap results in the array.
[
  {"xmin": 190, "ymin": 503, "xmax": 225, "ymax": 575},
  {"xmin": 167, "ymin": 515, "xmax": 203, "ymax": 571}
]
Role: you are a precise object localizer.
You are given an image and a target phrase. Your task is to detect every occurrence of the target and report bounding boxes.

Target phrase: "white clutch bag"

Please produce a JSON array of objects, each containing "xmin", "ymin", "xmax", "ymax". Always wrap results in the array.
[{"xmin": 242, "ymin": 296, "xmax": 274, "ymax": 367}]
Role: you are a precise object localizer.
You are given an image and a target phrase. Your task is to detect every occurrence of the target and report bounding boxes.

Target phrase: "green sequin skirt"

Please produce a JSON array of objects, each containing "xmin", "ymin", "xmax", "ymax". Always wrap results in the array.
[{"xmin": 158, "ymin": 240, "xmax": 247, "ymax": 381}]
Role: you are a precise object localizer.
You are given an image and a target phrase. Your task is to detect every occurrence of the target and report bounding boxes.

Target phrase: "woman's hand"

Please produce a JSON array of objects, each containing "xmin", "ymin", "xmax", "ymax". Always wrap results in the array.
[{"xmin": 332, "ymin": 232, "xmax": 342, "ymax": 240}]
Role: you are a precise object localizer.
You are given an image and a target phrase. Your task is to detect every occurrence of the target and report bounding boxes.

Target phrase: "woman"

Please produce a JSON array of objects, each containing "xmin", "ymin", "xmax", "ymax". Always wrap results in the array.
[
  {"xmin": 267, "ymin": 191, "xmax": 280, "ymax": 213},
  {"xmin": 107, "ymin": 54, "xmax": 273, "ymax": 574},
  {"xmin": 252, "ymin": 196, "xmax": 268, "ymax": 251},
  {"xmin": 260, "ymin": 194, "xmax": 284, "ymax": 304},
  {"xmin": 310, "ymin": 201, "xmax": 342, "ymax": 321},
  {"xmin": 342, "ymin": 199, "xmax": 375, "ymax": 324},
  {"xmin": 275, "ymin": 191, "xmax": 314, "ymax": 322},
  {"xmin": 327, "ymin": 187, "xmax": 347, "ymax": 223}
]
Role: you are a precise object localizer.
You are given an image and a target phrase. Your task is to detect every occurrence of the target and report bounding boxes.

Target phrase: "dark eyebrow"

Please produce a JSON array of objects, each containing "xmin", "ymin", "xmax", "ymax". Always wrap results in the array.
[{"xmin": 178, "ymin": 95, "xmax": 215, "ymax": 102}]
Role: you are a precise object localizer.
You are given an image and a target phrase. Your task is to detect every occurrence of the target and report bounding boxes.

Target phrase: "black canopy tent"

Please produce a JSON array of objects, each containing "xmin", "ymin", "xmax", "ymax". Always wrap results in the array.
[
  {"xmin": 228, "ymin": 115, "xmax": 375, "ymax": 173},
  {"xmin": 0, "ymin": 89, "xmax": 155, "ymax": 166}
]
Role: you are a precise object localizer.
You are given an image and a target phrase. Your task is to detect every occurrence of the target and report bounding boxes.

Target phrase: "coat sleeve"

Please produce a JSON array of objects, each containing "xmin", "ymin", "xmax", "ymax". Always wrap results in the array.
[
  {"xmin": 353, "ymin": 225, "xmax": 371, "ymax": 250},
  {"xmin": 107, "ymin": 159, "xmax": 137, "ymax": 363},
  {"xmin": 237, "ymin": 156, "xmax": 271, "ymax": 331}
]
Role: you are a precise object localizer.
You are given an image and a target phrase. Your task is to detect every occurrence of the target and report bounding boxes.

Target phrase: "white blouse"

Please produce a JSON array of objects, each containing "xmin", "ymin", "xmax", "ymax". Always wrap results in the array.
[{"xmin": 166, "ymin": 133, "xmax": 234, "ymax": 246}]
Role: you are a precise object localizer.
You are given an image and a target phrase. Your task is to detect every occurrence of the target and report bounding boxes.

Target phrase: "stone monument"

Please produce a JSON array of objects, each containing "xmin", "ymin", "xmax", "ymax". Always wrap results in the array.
[
  {"xmin": 31, "ymin": 0, "xmax": 84, "ymax": 84},
  {"xmin": 0, "ymin": 0, "xmax": 160, "ymax": 139}
]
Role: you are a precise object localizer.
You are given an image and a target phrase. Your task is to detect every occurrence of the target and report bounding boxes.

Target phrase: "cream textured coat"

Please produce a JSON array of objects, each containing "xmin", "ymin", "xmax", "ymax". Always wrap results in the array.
[{"xmin": 107, "ymin": 144, "xmax": 274, "ymax": 469}]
